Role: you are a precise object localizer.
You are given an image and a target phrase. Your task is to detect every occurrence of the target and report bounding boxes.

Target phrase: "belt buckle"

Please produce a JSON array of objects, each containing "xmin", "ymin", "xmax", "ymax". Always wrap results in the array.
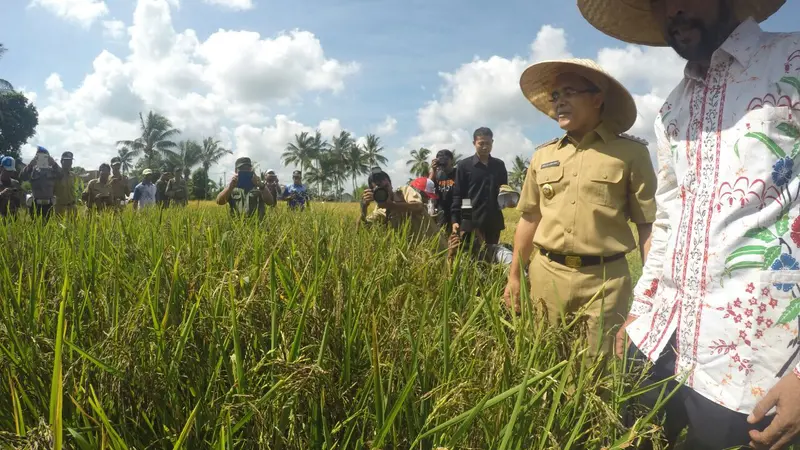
[{"xmin": 564, "ymin": 255, "xmax": 582, "ymax": 269}]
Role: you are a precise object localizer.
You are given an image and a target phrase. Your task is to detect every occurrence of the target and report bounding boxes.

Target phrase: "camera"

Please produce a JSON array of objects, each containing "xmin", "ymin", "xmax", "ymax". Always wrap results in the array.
[
  {"xmin": 372, "ymin": 186, "xmax": 390, "ymax": 203},
  {"xmin": 460, "ymin": 198, "xmax": 473, "ymax": 233}
]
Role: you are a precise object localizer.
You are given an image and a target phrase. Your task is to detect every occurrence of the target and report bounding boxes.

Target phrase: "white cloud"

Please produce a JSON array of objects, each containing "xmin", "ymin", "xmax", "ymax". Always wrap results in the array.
[
  {"xmin": 102, "ymin": 20, "xmax": 126, "ymax": 39},
  {"xmin": 30, "ymin": 0, "xmax": 109, "ymax": 27},
  {"xmin": 374, "ymin": 116, "xmax": 397, "ymax": 135},
  {"xmin": 203, "ymin": 0, "xmax": 254, "ymax": 10},
  {"xmin": 408, "ymin": 24, "xmax": 684, "ymax": 181},
  {"xmin": 24, "ymin": 0, "xmax": 359, "ymax": 174}
]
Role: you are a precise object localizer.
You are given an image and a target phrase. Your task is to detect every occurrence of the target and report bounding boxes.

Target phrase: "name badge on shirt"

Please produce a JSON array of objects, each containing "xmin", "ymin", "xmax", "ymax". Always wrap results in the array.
[{"xmin": 540, "ymin": 161, "xmax": 560, "ymax": 169}]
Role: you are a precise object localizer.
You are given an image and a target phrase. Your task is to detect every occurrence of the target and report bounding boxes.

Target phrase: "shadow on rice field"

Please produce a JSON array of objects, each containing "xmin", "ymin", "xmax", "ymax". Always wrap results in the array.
[{"xmin": 0, "ymin": 202, "xmax": 668, "ymax": 449}]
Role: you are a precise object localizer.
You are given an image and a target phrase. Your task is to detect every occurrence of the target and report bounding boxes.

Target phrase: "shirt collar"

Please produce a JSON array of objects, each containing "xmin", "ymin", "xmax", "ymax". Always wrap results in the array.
[
  {"xmin": 472, "ymin": 154, "xmax": 491, "ymax": 166},
  {"xmin": 684, "ymin": 17, "xmax": 763, "ymax": 80},
  {"xmin": 557, "ymin": 122, "xmax": 614, "ymax": 148}
]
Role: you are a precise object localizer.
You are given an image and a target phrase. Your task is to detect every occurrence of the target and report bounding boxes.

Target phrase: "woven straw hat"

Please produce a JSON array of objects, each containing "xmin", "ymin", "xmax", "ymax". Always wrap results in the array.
[
  {"xmin": 520, "ymin": 58, "xmax": 637, "ymax": 135},
  {"xmin": 577, "ymin": 0, "xmax": 785, "ymax": 46}
]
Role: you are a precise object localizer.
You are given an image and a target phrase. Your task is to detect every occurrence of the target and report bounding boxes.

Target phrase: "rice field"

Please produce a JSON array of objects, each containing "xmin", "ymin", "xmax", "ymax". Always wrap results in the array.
[{"xmin": 0, "ymin": 202, "xmax": 668, "ymax": 449}]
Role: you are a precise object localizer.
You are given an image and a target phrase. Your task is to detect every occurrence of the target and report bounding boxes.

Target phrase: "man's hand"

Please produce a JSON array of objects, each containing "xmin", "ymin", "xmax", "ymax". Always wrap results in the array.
[
  {"xmin": 452, "ymin": 222, "xmax": 460, "ymax": 235},
  {"xmin": 503, "ymin": 275, "xmax": 522, "ymax": 313},
  {"xmin": 748, "ymin": 373, "xmax": 800, "ymax": 449},
  {"xmin": 228, "ymin": 175, "xmax": 238, "ymax": 190},
  {"xmin": 431, "ymin": 158, "xmax": 439, "ymax": 170},
  {"xmin": 615, "ymin": 315, "xmax": 638, "ymax": 358},
  {"xmin": 361, "ymin": 188, "xmax": 374, "ymax": 206}
]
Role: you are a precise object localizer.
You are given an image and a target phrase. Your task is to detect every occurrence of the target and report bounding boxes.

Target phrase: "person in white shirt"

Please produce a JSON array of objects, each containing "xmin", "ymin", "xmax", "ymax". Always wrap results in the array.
[
  {"xmin": 578, "ymin": 0, "xmax": 799, "ymax": 448},
  {"xmin": 132, "ymin": 169, "xmax": 157, "ymax": 210}
]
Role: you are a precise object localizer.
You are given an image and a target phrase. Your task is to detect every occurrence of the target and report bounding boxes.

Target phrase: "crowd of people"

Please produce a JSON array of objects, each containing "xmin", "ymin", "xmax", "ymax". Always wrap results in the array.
[{"xmin": 2, "ymin": 0, "xmax": 800, "ymax": 447}]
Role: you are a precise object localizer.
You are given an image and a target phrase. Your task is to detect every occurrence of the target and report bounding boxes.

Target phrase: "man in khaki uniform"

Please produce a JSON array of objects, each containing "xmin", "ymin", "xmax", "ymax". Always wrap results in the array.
[
  {"xmin": 165, "ymin": 171, "xmax": 188, "ymax": 207},
  {"xmin": 82, "ymin": 163, "xmax": 114, "ymax": 211},
  {"xmin": 53, "ymin": 151, "xmax": 78, "ymax": 217},
  {"xmin": 109, "ymin": 157, "xmax": 130, "ymax": 211},
  {"xmin": 504, "ymin": 59, "xmax": 656, "ymax": 361}
]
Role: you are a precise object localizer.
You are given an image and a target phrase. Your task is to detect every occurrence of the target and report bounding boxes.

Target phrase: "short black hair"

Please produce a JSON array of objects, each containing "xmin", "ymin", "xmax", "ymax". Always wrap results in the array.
[
  {"xmin": 436, "ymin": 149, "xmax": 454, "ymax": 159},
  {"xmin": 473, "ymin": 127, "xmax": 493, "ymax": 142},
  {"xmin": 99, "ymin": 163, "xmax": 111, "ymax": 171},
  {"xmin": 368, "ymin": 171, "xmax": 391, "ymax": 187}
]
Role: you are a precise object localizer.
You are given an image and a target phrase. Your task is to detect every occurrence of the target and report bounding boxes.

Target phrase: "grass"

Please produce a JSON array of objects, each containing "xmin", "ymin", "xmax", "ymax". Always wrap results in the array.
[{"xmin": 0, "ymin": 202, "xmax": 667, "ymax": 449}]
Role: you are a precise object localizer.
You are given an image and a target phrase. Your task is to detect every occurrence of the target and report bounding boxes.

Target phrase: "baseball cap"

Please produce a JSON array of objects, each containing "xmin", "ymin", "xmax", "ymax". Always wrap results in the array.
[
  {"xmin": 266, "ymin": 169, "xmax": 276, "ymax": 175},
  {"xmin": 1, "ymin": 156, "xmax": 16, "ymax": 172},
  {"xmin": 36, "ymin": 146, "xmax": 49, "ymax": 154},
  {"xmin": 292, "ymin": 170, "xmax": 301, "ymax": 177},
  {"xmin": 235, "ymin": 157, "xmax": 252, "ymax": 170},
  {"xmin": 110, "ymin": 157, "xmax": 121, "ymax": 166},
  {"xmin": 61, "ymin": 151, "xmax": 73, "ymax": 160},
  {"xmin": 410, "ymin": 177, "xmax": 438, "ymax": 200},
  {"xmin": 142, "ymin": 169, "xmax": 153, "ymax": 175}
]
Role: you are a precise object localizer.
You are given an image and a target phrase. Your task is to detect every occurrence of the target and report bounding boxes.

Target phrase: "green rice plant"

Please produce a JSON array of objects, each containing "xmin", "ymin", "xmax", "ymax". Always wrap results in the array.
[{"xmin": 0, "ymin": 203, "xmax": 670, "ymax": 449}]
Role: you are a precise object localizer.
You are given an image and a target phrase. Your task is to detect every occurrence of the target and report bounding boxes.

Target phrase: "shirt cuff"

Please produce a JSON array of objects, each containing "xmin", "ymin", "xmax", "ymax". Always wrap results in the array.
[{"xmin": 629, "ymin": 297, "xmax": 654, "ymax": 317}]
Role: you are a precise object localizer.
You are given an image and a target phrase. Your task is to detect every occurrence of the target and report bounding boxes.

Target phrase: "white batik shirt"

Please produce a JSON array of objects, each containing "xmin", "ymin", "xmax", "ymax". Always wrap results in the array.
[{"xmin": 628, "ymin": 18, "xmax": 800, "ymax": 414}]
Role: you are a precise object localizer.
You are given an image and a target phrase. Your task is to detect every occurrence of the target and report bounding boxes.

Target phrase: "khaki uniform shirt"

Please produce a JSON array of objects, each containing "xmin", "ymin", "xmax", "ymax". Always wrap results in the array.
[
  {"xmin": 109, "ymin": 175, "xmax": 130, "ymax": 205},
  {"xmin": 53, "ymin": 172, "xmax": 77, "ymax": 206},
  {"xmin": 517, "ymin": 123, "xmax": 657, "ymax": 257},
  {"xmin": 83, "ymin": 178, "xmax": 114, "ymax": 210},
  {"xmin": 365, "ymin": 186, "xmax": 439, "ymax": 239},
  {"xmin": 166, "ymin": 179, "xmax": 188, "ymax": 204}
]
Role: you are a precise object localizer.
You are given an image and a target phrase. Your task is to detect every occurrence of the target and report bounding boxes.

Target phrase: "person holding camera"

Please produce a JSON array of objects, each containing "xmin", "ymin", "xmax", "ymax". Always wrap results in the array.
[
  {"xmin": 281, "ymin": 170, "xmax": 310, "ymax": 211},
  {"xmin": 165, "ymin": 171, "xmax": 188, "ymax": 207},
  {"xmin": 155, "ymin": 172, "xmax": 172, "ymax": 208},
  {"xmin": 429, "ymin": 149, "xmax": 457, "ymax": 233},
  {"xmin": 82, "ymin": 163, "xmax": 115, "ymax": 211},
  {"xmin": 359, "ymin": 168, "xmax": 438, "ymax": 238},
  {"xmin": 0, "ymin": 156, "xmax": 24, "ymax": 218},
  {"xmin": 216, "ymin": 157, "xmax": 275, "ymax": 218},
  {"xmin": 109, "ymin": 157, "xmax": 131, "ymax": 211},
  {"xmin": 263, "ymin": 169, "xmax": 282, "ymax": 208},
  {"xmin": 19, "ymin": 146, "xmax": 62, "ymax": 221}
]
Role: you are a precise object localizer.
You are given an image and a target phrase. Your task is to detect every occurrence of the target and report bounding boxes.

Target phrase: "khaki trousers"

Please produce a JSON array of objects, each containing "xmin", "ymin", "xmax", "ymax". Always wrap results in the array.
[
  {"xmin": 54, "ymin": 204, "xmax": 77, "ymax": 218},
  {"xmin": 529, "ymin": 251, "xmax": 631, "ymax": 361}
]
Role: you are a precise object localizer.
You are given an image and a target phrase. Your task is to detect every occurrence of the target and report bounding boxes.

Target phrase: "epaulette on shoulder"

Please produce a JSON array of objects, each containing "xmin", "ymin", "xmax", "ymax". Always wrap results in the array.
[
  {"xmin": 535, "ymin": 137, "xmax": 559, "ymax": 150},
  {"xmin": 617, "ymin": 133, "xmax": 649, "ymax": 146}
]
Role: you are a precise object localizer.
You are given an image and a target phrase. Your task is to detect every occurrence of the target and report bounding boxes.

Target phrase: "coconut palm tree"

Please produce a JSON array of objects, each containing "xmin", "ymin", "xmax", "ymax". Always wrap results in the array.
[
  {"xmin": 168, "ymin": 140, "xmax": 203, "ymax": 178},
  {"xmin": 509, "ymin": 155, "xmax": 529, "ymax": 190},
  {"xmin": 116, "ymin": 147, "xmax": 136, "ymax": 175},
  {"xmin": 283, "ymin": 131, "xmax": 317, "ymax": 176},
  {"xmin": 330, "ymin": 131, "xmax": 359, "ymax": 197},
  {"xmin": 344, "ymin": 144, "xmax": 369, "ymax": 195},
  {"xmin": 407, "ymin": 147, "xmax": 431, "ymax": 177},
  {"xmin": 116, "ymin": 111, "xmax": 180, "ymax": 170},
  {"xmin": 199, "ymin": 137, "xmax": 231, "ymax": 173},
  {"xmin": 0, "ymin": 44, "xmax": 12, "ymax": 92},
  {"xmin": 361, "ymin": 134, "xmax": 388, "ymax": 167}
]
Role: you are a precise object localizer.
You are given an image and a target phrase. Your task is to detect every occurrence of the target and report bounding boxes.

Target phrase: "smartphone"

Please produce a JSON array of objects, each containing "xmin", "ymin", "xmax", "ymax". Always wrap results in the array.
[
  {"xmin": 237, "ymin": 171, "xmax": 254, "ymax": 190},
  {"xmin": 36, "ymin": 153, "xmax": 50, "ymax": 169}
]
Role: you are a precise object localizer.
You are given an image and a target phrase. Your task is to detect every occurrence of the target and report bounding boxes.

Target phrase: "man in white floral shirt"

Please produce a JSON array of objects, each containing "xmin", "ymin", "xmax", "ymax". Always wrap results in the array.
[{"xmin": 579, "ymin": 0, "xmax": 799, "ymax": 448}]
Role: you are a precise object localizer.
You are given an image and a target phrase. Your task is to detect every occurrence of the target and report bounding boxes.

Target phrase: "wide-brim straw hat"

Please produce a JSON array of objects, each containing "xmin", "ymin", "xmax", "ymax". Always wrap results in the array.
[
  {"xmin": 520, "ymin": 58, "xmax": 637, "ymax": 135},
  {"xmin": 577, "ymin": 0, "xmax": 785, "ymax": 47}
]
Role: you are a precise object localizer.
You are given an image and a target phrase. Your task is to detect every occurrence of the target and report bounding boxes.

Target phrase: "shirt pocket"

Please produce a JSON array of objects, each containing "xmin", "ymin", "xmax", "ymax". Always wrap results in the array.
[
  {"xmin": 535, "ymin": 166, "xmax": 564, "ymax": 206},
  {"xmin": 583, "ymin": 160, "xmax": 626, "ymax": 208}
]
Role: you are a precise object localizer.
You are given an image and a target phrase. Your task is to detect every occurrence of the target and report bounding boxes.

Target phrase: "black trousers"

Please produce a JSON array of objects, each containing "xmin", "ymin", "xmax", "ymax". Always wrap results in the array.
[
  {"xmin": 29, "ymin": 203, "xmax": 53, "ymax": 221},
  {"xmin": 479, "ymin": 226, "xmax": 501, "ymax": 246},
  {"xmin": 623, "ymin": 335, "xmax": 796, "ymax": 450}
]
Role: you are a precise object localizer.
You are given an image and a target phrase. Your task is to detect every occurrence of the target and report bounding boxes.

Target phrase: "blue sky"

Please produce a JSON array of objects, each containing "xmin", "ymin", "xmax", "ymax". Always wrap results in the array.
[{"xmin": 2, "ymin": 0, "xmax": 799, "ymax": 182}]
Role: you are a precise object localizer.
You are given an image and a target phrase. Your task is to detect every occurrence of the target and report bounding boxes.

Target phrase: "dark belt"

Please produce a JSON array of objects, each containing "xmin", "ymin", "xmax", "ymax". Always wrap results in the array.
[
  {"xmin": 539, "ymin": 248, "xmax": 626, "ymax": 269},
  {"xmin": 34, "ymin": 198, "xmax": 53, "ymax": 205}
]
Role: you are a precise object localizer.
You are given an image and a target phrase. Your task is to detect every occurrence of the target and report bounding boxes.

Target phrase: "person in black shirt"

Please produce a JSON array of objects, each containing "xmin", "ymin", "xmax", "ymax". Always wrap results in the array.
[
  {"xmin": 452, "ymin": 127, "xmax": 508, "ymax": 245},
  {"xmin": 428, "ymin": 149, "xmax": 457, "ymax": 233}
]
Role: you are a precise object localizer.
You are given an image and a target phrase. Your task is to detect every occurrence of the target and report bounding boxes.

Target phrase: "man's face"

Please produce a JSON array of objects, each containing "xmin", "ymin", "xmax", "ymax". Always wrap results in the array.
[
  {"xmin": 62, "ymin": 159, "xmax": 73, "ymax": 171},
  {"xmin": 99, "ymin": 167, "xmax": 111, "ymax": 179},
  {"xmin": 651, "ymin": 0, "xmax": 729, "ymax": 61},
  {"xmin": 293, "ymin": 174, "xmax": 302, "ymax": 184},
  {"xmin": 552, "ymin": 73, "xmax": 604, "ymax": 134},
  {"xmin": 438, "ymin": 155, "xmax": 454, "ymax": 171},
  {"xmin": 372, "ymin": 176, "xmax": 392, "ymax": 192},
  {"xmin": 473, "ymin": 136, "xmax": 493, "ymax": 158},
  {"xmin": 111, "ymin": 164, "xmax": 121, "ymax": 175},
  {"xmin": 266, "ymin": 175, "xmax": 278, "ymax": 185}
]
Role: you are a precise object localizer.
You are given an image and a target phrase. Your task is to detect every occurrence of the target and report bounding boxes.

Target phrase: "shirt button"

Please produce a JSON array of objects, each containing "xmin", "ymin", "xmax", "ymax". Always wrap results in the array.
[
  {"xmin": 603, "ymin": 175, "xmax": 608, "ymax": 180},
  {"xmin": 566, "ymin": 227, "xmax": 572, "ymax": 233},
  {"xmin": 572, "ymin": 172, "xmax": 577, "ymax": 177},
  {"xmin": 571, "ymin": 200, "xmax": 575, "ymax": 205}
]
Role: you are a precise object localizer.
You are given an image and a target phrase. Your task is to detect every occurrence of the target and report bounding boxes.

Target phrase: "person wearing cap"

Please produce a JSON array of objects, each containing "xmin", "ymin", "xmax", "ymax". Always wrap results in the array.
[
  {"xmin": 82, "ymin": 163, "xmax": 114, "ymax": 211},
  {"xmin": 155, "ymin": 172, "xmax": 172, "ymax": 208},
  {"xmin": 53, "ymin": 151, "xmax": 78, "ymax": 218},
  {"xmin": 0, "ymin": 156, "xmax": 25, "ymax": 219},
  {"xmin": 359, "ymin": 170, "xmax": 439, "ymax": 241},
  {"xmin": 165, "ymin": 170, "xmax": 188, "ymax": 207},
  {"xmin": 19, "ymin": 146, "xmax": 62, "ymax": 221},
  {"xmin": 281, "ymin": 170, "xmax": 310, "ymax": 211},
  {"xmin": 132, "ymin": 169, "xmax": 157, "ymax": 210},
  {"xmin": 451, "ymin": 127, "xmax": 508, "ymax": 247},
  {"xmin": 109, "ymin": 157, "xmax": 130, "ymax": 211},
  {"xmin": 505, "ymin": 59, "xmax": 657, "ymax": 366},
  {"xmin": 429, "ymin": 149, "xmax": 458, "ymax": 233},
  {"xmin": 216, "ymin": 157, "xmax": 275, "ymax": 218},
  {"xmin": 578, "ymin": 1, "xmax": 800, "ymax": 448},
  {"xmin": 263, "ymin": 169, "xmax": 282, "ymax": 208}
]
